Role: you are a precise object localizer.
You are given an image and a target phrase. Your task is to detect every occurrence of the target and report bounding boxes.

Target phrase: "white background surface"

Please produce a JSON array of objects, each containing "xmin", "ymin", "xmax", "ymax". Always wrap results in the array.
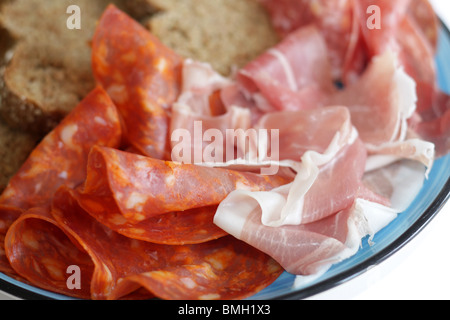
[{"xmin": 0, "ymin": 1, "xmax": 449, "ymax": 301}]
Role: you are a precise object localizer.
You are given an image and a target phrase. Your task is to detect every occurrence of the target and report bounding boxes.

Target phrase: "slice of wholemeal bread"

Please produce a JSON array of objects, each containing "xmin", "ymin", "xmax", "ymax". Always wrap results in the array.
[
  {"xmin": 0, "ymin": 0, "xmax": 125, "ymax": 134},
  {"xmin": 0, "ymin": 116, "xmax": 38, "ymax": 192},
  {"xmin": 0, "ymin": 4, "xmax": 38, "ymax": 191},
  {"xmin": 0, "ymin": 0, "xmax": 280, "ymax": 196},
  {"xmin": 0, "ymin": 0, "xmax": 278, "ymax": 136},
  {"xmin": 0, "ymin": 41, "xmax": 95, "ymax": 134},
  {"xmin": 142, "ymin": 0, "xmax": 279, "ymax": 76},
  {"xmin": 0, "ymin": 1, "xmax": 38, "ymax": 192},
  {"xmin": 0, "ymin": 0, "xmax": 126, "ymax": 190}
]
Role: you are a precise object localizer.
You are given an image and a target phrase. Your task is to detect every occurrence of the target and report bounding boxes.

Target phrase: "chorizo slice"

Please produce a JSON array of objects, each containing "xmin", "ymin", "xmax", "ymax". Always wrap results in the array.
[
  {"xmin": 108, "ymin": 237, "xmax": 283, "ymax": 300},
  {"xmin": 0, "ymin": 206, "xmax": 22, "ymax": 275},
  {"xmin": 91, "ymin": 5, "xmax": 182, "ymax": 159},
  {"xmin": 49, "ymin": 187, "xmax": 282, "ymax": 300},
  {"xmin": 0, "ymin": 86, "xmax": 122, "ymax": 211},
  {"xmin": 79, "ymin": 146, "xmax": 290, "ymax": 224},
  {"xmin": 4, "ymin": 207, "xmax": 94, "ymax": 299},
  {"xmin": 72, "ymin": 187, "xmax": 227, "ymax": 245}
]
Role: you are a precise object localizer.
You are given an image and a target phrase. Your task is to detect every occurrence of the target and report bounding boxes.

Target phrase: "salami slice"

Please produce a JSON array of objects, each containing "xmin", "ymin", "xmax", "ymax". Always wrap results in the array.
[
  {"xmin": 0, "ymin": 206, "xmax": 22, "ymax": 274},
  {"xmin": 0, "ymin": 86, "xmax": 122, "ymax": 211},
  {"xmin": 4, "ymin": 207, "xmax": 94, "ymax": 299},
  {"xmin": 0, "ymin": 86, "xmax": 121, "ymax": 278},
  {"xmin": 49, "ymin": 187, "xmax": 282, "ymax": 300},
  {"xmin": 91, "ymin": 5, "xmax": 182, "ymax": 159},
  {"xmin": 107, "ymin": 236, "xmax": 283, "ymax": 300},
  {"xmin": 79, "ymin": 146, "xmax": 290, "ymax": 224},
  {"xmin": 72, "ymin": 187, "xmax": 227, "ymax": 245}
]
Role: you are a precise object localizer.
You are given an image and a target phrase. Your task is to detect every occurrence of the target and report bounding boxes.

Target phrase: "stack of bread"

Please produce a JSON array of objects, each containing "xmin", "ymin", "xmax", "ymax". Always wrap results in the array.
[{"xmin": 0, "ymin": 0, "xmax": 278, "ymax": 191}]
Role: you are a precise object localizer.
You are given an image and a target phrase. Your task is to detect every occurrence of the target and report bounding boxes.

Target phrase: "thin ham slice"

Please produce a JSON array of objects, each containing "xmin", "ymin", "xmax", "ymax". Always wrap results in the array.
[
  {"xmin": 214, "ymin": 138, "xmax": 394, "ymax": 276},
  {"xmin": 407, "ymin": 0, "xmax": 439, "ymax": 54},
  {"xmin": 170, "ymin": 60, "xmax": 253, "ymax": 165},
  {"xmin": 214, "ymin": 135, "xmax": 366, "ymax": 231},
  {"xmin": 235, "ymin": 196, "xmax": 396, "ymax": 277},
  {"xmin": 331, "ymin": 51, "xmax": 415, "ymax": 147},
  {"xmin": 330, "ymin": 50, "xmax": 435, "ymax": 170},
  {"xmin": 414, "ymin": 104, "xmax": 450, "ymax": 158},
  {"xmin": 259, "ymin": 0, "xmax": 361, "ymax": 80},
  {"xmin": 237, "ymin": 25, "xmax": 335, "ymax": 112},
  {"xmin": 255, "ymin": 106, "xmax": 353, "ymax": 163},
  {"xmin": 354, "ymin": 0, "xmax": 412, "ymax": 56}
]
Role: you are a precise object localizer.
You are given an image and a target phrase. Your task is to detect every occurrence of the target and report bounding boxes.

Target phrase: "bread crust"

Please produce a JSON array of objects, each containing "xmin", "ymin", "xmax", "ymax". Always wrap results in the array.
[{"xmin": 0, "ymin": 0, "xmax": 121, "ymax": 134}]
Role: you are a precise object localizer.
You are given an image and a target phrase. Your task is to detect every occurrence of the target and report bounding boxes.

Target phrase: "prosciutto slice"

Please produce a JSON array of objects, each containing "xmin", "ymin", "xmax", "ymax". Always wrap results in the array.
[
  {"xmin": 330, "ymin": 50, "xmax": 435, "ymax": 170},
  {"xmin": 237, "ymin": 25, "xmax": 335, "ymax": 112},
  {"xmin": 214, "ymin": 138, "xmax": 395, "ymax": 276},
  {"xmin": 407, "ymin": 0, "xmax": 439, "ymax": 54},
  {"xmin": 413, "ymin": 100, "xmax": 450, "ymax": 158},
  {"xmin": 170, "ymin": 60, "xmax": 253, "ymax": 165},
  {"xmin": 214, "ymin": 136, "xmax": 367, "ymax": 229},
  {"xmin": 259, "ymin": 0, "xmax": 362, "ymax": 80},
  {"xmin": 234, "ymin": 197, "xmax": 395, "ymax": 277}
]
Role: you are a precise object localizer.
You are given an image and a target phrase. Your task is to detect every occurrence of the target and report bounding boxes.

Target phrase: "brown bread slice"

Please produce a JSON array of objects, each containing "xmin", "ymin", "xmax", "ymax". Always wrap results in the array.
[
  {"xmin": 0, "ymin": 0, "xmax": 124, "ymax": 189},
  {"xmin": 0, "ymin": 0, "xmax": 125, "ymax": 134},
  {"xmin": 0, "ymin": 41, "xmax": 95, "ymax": 134},
  {"xmin": 0, "ymin": 5, "xmax": 37, "ymax": 191},
  {"xmin": 141, "ymin": 0, "xmax": 279, "ymax": 76},
  {"xmin": 0, "ymin": 0, "xmax": 278, "ymax": 135},
  {"xmin": 0, "ymin": 0, "xmax": 278, "ymax": 189},
  {"xmin": 0, "ymin": 117, "xmax": 39, "ymax": 192}
]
